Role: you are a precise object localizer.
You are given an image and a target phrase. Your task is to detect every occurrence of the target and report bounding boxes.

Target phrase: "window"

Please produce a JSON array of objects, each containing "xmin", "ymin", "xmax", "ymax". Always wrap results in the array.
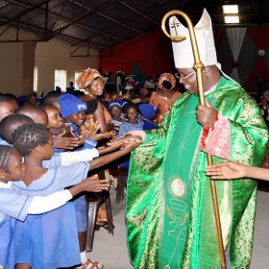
[
  {"xmin": 33, "ymin": 66, "xmax": 38, "ymax": 92},
  {"xmin": 74, "ymin": 71, "xmax": 81, "ymax": 89},
  {"xmin": 54, "ymin": 69, "xmax": 67, "ymax": 91}
]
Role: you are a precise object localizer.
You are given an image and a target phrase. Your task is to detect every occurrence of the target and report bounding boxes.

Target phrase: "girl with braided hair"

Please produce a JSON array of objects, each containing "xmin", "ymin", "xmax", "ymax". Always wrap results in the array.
[
  {"xmin": 10, "ymin": 123, "xmax": 140, "ymax": 269},
  {"xmin": 0, "ymin": 145, "xmax": 110, "ymax": 269}
]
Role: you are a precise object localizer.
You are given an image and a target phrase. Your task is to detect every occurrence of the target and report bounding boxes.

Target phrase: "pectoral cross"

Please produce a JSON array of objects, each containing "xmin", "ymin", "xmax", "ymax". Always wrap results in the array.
[{"xmin": 171, "ymin": 18, "xmax": 180, "ymax": 36}]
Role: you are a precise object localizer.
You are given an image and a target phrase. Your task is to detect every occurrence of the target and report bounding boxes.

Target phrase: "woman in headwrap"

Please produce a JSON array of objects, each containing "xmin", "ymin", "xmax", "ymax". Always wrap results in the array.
[
  {"xmin": 149, "ymin": 72, "xmax": 181, "ymax": 123},
  {"xmin": 76, "ymin": 68, "xmax": 113, "ymax": 132},
  {"xmin": 76, "ymin": 68, "xmax": 115, "ymax": 234}
]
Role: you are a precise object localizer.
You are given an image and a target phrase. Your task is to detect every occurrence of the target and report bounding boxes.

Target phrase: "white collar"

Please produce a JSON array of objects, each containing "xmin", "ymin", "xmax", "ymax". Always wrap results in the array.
[
  {"xmin": 204, "ymin": 81, "xmax": 218, "ymax": 96},
  {"xmin": 0, "ymin": 181, "xmax": 12, "ymax": 189}
]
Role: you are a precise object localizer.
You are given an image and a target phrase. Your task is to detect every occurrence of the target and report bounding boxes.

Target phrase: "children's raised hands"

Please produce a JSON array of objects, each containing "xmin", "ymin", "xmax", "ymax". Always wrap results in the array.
[
  {"xmin": 107, "ymin": 133, "xmax": 142, "ymax": 147},
  {"xmin": 122, "ymin": 137, "xmax": 142, "ymax": 152},
  {"xmin": 80, "ymin": 117, "xmax": 100, "ymax": 139},
  {"xmin": 91, "ymin": 130, "xmax": 117, "ymax": 141},
  {"xmin": 53, "ymin": 130, "xmax": 80, "ymax": 150},
  {"xmin": 81, "ymin": 174, "xmax": 110, "ymax": 192}
]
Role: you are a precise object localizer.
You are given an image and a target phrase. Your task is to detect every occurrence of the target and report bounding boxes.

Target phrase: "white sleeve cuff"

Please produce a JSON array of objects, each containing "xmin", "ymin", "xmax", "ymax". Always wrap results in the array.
[
  {"xmin": 60, "ymin": 148, "xmax": 99, "ymax": 166},
  {"xmin": 27, "ymin": 190, "xmax": 73, "ymax": 214}
]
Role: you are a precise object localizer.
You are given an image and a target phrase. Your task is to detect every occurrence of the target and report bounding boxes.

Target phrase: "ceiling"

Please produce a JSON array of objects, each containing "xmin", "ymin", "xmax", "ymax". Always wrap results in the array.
[{"xmin": 0, "ymin": 0, "xmax": 268, "ymax": 51}]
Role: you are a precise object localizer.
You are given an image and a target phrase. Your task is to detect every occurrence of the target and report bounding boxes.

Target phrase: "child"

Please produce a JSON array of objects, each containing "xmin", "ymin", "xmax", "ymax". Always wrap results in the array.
[
  {"xmin": 109, "ymin": 101, "xmax": 124, "ymax": 131},
  {"xmin": 117, "ymin": 103, "xmax": 143, "ymax": 137},
  {"xmin": 0, "ymin": 145, "xmax": 109, "ymax": 269},
  {"xmin": 42, "ymin": 103, "xmax": 65, "ymax": 130},
  {"xmin": 206, "ymin": 162, "xmax": 269, "ymax": 181},
  {"xmin": 58, "ymin": 93, "xmax": 115, "ymax": 256},
  {"xmin": 0, "ymin": 114, "xmax": 123, "ymax": 168},
  {"xmin": 17, "ymin": 103, "xmax": 82, "ymax": 151},
  {"xmin": 0, "ymin": 114, "xmax": 34, "ymax": 145},
  {"xmin": 16, "ymin": 104, "xmax": 48, "ymax": 125},
  {"xmin": 11, "ymin": 123, "xmax": 139, "ymax": 268},
  {"xmin": 138, "ymin": 103, "xmax": 157, "ymax": 131},
  {"xmin": 0, "ymin": 95, "xmax": 16, "ymax": 122},
  {"xmin": 59, "ymin": 93, "xmax": 97, "ymax": 148}
]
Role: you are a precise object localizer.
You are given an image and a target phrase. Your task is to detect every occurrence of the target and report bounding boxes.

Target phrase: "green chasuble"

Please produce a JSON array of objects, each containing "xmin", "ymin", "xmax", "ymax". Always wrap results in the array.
[{"xmin": 126, "ymin": 76, "xmax": 268, "ymax": 269}]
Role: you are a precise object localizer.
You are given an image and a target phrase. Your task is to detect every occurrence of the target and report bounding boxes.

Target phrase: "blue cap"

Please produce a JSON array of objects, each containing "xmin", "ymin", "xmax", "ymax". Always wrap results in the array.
[
  {"xmin": 59, "ymin": 93, "xmax": 87, "ymax": 118},
  {"xmin": 138, "ymin": 104, "xmax": 157, "ymax": 119},
  {"xmin": 109, "ymin": 101, "xmax": 122, "ymax": 108}
]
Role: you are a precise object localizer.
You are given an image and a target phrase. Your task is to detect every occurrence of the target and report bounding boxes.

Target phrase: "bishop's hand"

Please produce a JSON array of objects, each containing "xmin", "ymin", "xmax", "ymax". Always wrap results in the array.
[{"xmin": 196, "ymin": 99, "xmax": 218, "ymax": 128}]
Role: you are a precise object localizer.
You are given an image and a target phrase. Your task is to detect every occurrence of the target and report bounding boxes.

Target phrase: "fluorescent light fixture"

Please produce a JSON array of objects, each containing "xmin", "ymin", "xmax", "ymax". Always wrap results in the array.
[
  {"xmin": 224, "ymin": 15, "xmax": 239, "ymax": 24},
  {"xmin": 222, "ymin": 5, "xmax": 239, "ymax": 14}
]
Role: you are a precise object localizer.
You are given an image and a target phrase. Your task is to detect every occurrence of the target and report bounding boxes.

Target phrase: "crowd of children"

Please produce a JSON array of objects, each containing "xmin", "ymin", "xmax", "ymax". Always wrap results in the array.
[{"xmin": 0, "ymin": 68, "xmax": 183, "ymax": 268}]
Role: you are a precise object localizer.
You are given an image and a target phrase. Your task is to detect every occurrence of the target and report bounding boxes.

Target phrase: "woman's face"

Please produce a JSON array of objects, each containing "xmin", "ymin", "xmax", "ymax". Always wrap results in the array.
[{"xmin": 88, "ymin": 78, "xmax": 104, "ymax": 97}]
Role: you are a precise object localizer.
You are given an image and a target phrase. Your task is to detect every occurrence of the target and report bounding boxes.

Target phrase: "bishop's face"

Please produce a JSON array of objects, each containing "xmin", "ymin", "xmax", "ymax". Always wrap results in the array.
[
  {"xmin": 177, "ymin": 68, "xmax": 198, "ymax": 95},
  {"xmin": 177, "ymin": 67, "xmax": 212, "ymax": 95}
]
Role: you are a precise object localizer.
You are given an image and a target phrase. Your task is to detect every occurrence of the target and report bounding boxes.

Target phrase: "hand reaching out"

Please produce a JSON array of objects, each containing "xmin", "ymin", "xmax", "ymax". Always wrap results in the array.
[
  {"xmin": 206, "ymin": 162, "xmax": 247, "ymax": 180},
  {"xmin": 92, "ymin": 130, "xmax": 117, "ymax": 141},
  {"xmin": 53, "ymin": 131, "xmax": 80, "ymax": 150},
  {"xmin": 81, "ymin": 175, "xmax": 110, "ymax": 192},
  {"xmin": 107, "ymin": 134, "xmax": 143, "ymax": 147},
  {"xmin": 81, "ymin": 119, "xmax": 100, "ymax": 139},
  {"xmin": 121, "ymin": 137, "xmax": 142, "ymax": 152}
]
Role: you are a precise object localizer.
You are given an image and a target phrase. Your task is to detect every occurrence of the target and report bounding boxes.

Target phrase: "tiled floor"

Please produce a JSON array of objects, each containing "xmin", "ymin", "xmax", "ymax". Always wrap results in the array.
[
  {"xmin": 89, "ymin": 190, "xmax": 269, "ymax": 269},
  {"xmin": 251, "ymin": 190, "xmax": 269, "ymax": 269}
]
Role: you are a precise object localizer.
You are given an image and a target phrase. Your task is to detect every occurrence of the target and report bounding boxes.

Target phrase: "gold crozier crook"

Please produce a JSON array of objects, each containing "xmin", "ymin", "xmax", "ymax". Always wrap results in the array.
[{"xmin": 161, "ymin": 10, "xmax": 227, "ymax": 269}]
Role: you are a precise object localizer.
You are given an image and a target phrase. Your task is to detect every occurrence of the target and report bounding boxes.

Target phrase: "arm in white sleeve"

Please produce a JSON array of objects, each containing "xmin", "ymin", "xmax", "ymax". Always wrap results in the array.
[
  {"xmin": 59, "ymin": 148, "xmax": 99, "ymax": 166},
  {"xmin": 27, "ymin": 190, "xmax": 73, "ymax": 214}
]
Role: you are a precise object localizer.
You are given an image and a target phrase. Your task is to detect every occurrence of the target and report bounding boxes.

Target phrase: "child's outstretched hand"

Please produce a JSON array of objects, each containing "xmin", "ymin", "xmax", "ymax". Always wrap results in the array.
[
  {"xmin": 81, "ymin": 120, "xmax": 100, "ymax": 139},
  {"xmin": 107, "ymin": 134, "xmax": 139, "ymax": 147},
  {"xmin": 206, "ymin": 162, "xmax": 246, "ymax": 180},
  {"xmin": 92, "ymin": 130, "xmax": 117, "ymax": 141},
  {"xmin": 81, "ymin": 175, "xmax": 110, "ymax": 192},
  {"xmin": 53, "ymin": 130, "xmax": 80, "ymax": 150},
  {"xmin": 121, "ymin": 137, "xmax": 142, "ymax": 152},
  {"xmin": 77, "ymin": 132, "xmax": 87, "ymax": 147}
]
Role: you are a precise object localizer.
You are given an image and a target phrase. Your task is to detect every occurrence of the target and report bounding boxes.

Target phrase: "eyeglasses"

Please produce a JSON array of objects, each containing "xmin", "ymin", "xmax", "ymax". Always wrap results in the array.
[{"xmin": 175, "ymin": 70, "xmax": 196, "ymax": 80}]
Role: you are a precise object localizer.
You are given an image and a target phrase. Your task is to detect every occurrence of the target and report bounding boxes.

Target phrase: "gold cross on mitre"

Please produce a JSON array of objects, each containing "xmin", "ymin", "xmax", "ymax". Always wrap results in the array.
[{"xmin": 171, "ymin": 18, "xmax": 180, "ymax": 36}]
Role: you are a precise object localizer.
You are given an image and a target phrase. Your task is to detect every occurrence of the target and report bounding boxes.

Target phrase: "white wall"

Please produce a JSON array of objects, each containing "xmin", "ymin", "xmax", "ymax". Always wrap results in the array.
[
  {"xmin": 0, "ymin": 27, "xmax": 99, "ymax": 96},
  {"xmin": 0, "ymin": 28, "xmax": 36, "ymax": 96},
  {"xmin": 35, "ymin": 39, "xmax": 99, "ymax": 94}
]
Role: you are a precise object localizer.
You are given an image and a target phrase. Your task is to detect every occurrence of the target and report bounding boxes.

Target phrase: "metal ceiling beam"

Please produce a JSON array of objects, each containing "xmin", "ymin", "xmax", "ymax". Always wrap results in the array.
[
  {"xmin": 44, "ymin": 0, "xmax": 124, "ymax": 42},
  {"xmin": 156, "ymin": 0, "xmax": 170, "ymax": 11},
  {"xmin": 1, "ymin": 0, "xmax": 52, "ymax": 27},
  {"xmin": 119, "ymin": 1, "xmax": 159, "ymax": 25},
  {"xmin": 2, "ymin": 0, "xmax": 122, "ymax": 43},
  {"xmin": 0, "ymin": 17, "xmax": 108, "ymax": 49},
  {"xmin": 44, "ymin": 1, "xmax": 49, "ymax": 38},
  {"xmin": 69, "ymin": 0, "xmax": 143, "ymax": 35}
]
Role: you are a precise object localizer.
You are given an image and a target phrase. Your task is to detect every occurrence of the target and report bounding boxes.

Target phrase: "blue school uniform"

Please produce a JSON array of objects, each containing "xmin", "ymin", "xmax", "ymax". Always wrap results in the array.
[
  {"xmin": 117, "ymin": 120, "xmax": 143, "ymax": 137},
  {"xmin": 141, "ymin": 119, "xmax": 156, "ymax": 131},
  {"xmin": 117, "ymin": 120, "xmax": 143, "ymax": 169},
  {"xmin": 11, "ymin": 162, "xmax": 90, "ymax": 269},
  {"xmin": 67, "ymin": 122, "xmax": 97, "ymax": 232},
  {"xmin": 0, "ymin": 137, "xmax": 10, "ymax": 146},
  {"xmin": 0, "ymin": 182, "xmax": 33, "ymax": 269}
]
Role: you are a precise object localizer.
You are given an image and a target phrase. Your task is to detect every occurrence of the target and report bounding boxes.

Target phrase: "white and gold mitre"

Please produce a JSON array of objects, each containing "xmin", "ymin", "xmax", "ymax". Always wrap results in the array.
[{"xmin": 169, "ymin": 9, "xmax": 217, "ymax": 68}]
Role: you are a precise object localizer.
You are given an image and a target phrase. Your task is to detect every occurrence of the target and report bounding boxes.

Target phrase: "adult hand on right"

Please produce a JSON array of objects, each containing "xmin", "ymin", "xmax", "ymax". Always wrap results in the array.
[
  {"xmin": 206, "ymin": 162, "xmax": 247, "ymax": 180},
  {"xmin": 125, "ymin": 130, "xmax": 146, "ymax": 142}
]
